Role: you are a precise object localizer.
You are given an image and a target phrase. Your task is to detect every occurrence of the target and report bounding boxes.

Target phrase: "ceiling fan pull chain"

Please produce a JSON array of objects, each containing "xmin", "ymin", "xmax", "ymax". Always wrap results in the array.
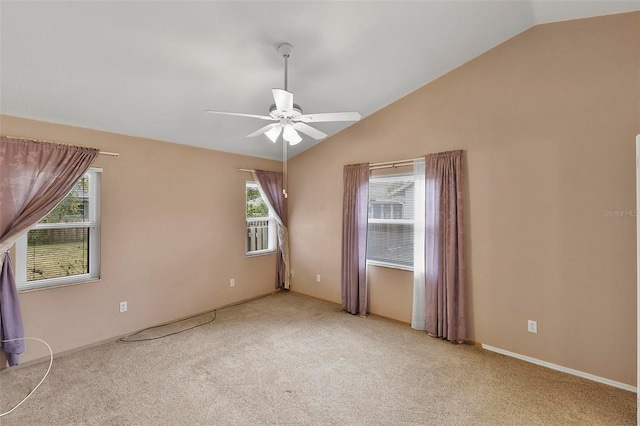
[{"xmin": 282, "ymin": 133, "xmax": 288, "ymax": 198}]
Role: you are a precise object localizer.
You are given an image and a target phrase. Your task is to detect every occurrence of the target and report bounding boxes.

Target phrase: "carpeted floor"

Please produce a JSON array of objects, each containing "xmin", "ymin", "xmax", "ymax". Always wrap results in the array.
[{"xmin": 0, "ymin": 291, "xmax": 636, "ymax": 425}]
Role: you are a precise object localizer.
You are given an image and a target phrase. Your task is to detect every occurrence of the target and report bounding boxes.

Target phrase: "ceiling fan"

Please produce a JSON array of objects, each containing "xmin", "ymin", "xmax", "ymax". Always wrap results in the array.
[{"xmin": 206, "ymin": 43, "xmax": 361, "ymax": 146}]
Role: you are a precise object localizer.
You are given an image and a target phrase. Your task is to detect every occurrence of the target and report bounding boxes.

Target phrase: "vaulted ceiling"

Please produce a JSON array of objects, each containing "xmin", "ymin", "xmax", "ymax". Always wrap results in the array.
[{"xmin": 1, "ymin": 1, "xmax": 638, "ymax": 159}]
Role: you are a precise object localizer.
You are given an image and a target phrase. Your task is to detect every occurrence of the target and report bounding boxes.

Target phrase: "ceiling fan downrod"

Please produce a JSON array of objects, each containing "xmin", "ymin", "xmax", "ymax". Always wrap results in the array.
[{"xmin": 278, "ymin": 43, "xmax": 293, "ymax": 92}]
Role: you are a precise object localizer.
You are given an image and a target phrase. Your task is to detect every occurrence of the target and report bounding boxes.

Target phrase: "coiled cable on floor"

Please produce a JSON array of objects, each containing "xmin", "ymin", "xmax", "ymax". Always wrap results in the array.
[
  {"xmin": 0, "ymin": 337, "xmax": 53, "ymax": 417},
  {"xmin": 118, "ymin": 291, "xmax": 279, "ymax": 343},
  {"xmin": 119, "ymin": 310, "xmax": 217, "ymax": 342}
]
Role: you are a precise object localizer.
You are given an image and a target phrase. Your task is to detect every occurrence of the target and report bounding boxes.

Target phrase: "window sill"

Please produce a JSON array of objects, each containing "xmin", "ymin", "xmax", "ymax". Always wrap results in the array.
[
  {"xmin": 366, "ymin": 260, "xmax": 413, "ymax": 272},
  {"xmin": 246, "ymin": 250, "xmax": 276, "ymax": 258},
  {"xmin": 17, "ymin": 277, "xmax": 101, "ymax": 293}
]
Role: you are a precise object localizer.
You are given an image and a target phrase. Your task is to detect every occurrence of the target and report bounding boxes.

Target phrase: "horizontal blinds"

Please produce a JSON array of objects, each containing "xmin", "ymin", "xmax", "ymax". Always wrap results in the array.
[
  {"xmin": 367, "ymin": 173, "xmax": 415, "ymax": 268},
  {"xmin": 26, "ymin": 228, "xmax": 90, "ymax": 281}
]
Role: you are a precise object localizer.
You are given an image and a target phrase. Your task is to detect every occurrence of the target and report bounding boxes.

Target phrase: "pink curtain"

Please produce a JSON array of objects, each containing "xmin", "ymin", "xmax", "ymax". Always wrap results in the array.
[
  {"xmin": 253, "ymin": 170, "xmax": 290, "ymax": 289},
  {"xmin": 0, "ymin": 137, "xmax": 99, "ymax": 365},
  {"xmin": 341, "ymin": 163, "xmax": 369, "ymax": 316},
  {"xmin": 424, "ymin": 150, "xmax": 466, "ymax": 341}
]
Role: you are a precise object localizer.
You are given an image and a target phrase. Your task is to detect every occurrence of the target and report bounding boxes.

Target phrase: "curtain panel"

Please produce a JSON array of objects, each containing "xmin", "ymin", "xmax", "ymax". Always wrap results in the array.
[
  {"xmin": 411, "ymin": 160, "xmax": 426, "ymax": 330},
  {"xmin": 253, "ymin": 170, "xmax": 290, "ymax": 289},
  {"xmin": 0, "ymin": 137, "xmax": 99, "ymax": 365},
  {"xmin": 423, "ymin": 150, "xmax": 466, "ymax": 342},
  {"xmin": 341, "ymin": 163, "xmax": 369, "ymax": 316}
]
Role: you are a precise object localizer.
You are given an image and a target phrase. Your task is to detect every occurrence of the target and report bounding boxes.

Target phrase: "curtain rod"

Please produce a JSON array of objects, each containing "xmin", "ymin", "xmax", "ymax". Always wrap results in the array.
[
  {"xmin": 238, "ymin": 168, "xmax": 255, "ymax": 173},
  {"xmin": 369, "ymin": 157, "xmax": 423, "ymax": 170},
  {"xmin": 2, "ymin": 135, "xmax": 119, "ymax": 157}
]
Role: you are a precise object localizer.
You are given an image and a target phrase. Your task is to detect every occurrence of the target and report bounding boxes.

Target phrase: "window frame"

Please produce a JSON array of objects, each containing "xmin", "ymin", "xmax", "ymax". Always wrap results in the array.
[
  {"xmin": 15, "ymin": 168, "xmax": 101, "ymax": 292},
  {"xmin": 245, "ymin": 181, "xmax": 276, "ymax": 256},
  {"xmin": 366, "ymin": 172, "xmax": 415, "ymax": 271}
]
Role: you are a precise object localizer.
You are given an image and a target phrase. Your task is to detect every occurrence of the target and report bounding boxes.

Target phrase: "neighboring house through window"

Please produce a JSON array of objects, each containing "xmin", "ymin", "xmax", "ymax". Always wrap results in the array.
[
  {"xmin": 15, "ymin": 168, "xmax": 101, "ymax": 291},
  {"xmin": 246, "ymin": 182, "xmax": 276, "ymax": 255}
]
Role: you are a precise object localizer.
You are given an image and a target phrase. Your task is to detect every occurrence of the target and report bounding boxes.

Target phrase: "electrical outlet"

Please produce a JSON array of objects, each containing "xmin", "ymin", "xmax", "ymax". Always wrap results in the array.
[
  {"xmin": 528, "ymin": 320, "xmax": 537, "ymax": 333},
  {"xmin": 230, "ymin": 278, "xmax": 235, "ymax": 287},
  {"xmin": 316, "ymin": 274, "xmax": 321, "ymax": 283},
  {"xmin": 119, "ymin": 301, "xmax": 127, "ymax": 313}
]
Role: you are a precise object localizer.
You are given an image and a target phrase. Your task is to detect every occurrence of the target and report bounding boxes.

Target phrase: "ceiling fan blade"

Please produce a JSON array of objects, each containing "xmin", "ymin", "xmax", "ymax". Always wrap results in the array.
[
  {"xmin": 247, "ymin": 123, "xmax": 279, "ymax": 138},
  {"xmin": 206, "ymin": 110, "xmax": 274, "ymax": 121},
  {"xmin": 298, "ymin": 112, "xmax": 361, "ymax": 123},
  {"xmin": 293, "ymin": 122, "xmax": 327, "ymax": 140},
  {"xmin": 272, "ymin": 88, "xmax": 294, "ymax": 113}
]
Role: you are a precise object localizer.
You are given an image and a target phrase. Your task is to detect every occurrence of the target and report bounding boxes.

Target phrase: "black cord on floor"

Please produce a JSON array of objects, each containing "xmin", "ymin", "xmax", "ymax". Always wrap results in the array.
[
  {"xmin": 118, "ymin": 290, "xmax": 280, "ymax": 343},
  {"xmin": 119, "ymin": 310, "xmax": 217, "ymax": 342}
]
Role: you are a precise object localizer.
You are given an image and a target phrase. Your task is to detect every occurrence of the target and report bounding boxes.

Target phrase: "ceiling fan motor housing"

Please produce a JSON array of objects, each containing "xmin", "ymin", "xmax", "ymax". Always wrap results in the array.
[{"xmin": 269, "ymin": 103, "xmax": 303, "ymax": 119}]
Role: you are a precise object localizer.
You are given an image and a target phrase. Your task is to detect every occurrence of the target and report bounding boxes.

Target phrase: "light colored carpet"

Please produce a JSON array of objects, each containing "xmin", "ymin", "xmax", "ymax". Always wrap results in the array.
[{"xmin": 0, "ymin": 291, "xmax": 636, "ymax": 425}]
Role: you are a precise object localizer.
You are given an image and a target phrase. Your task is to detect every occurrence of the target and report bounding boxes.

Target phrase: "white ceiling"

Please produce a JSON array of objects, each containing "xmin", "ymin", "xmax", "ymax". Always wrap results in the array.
[{"xmin": 1, "ymin": 1, "xmax": 638, "ymax": 160}]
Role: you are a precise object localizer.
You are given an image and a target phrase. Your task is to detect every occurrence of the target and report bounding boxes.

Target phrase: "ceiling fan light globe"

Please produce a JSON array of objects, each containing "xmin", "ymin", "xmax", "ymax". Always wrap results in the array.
[
  {"xmin": 265, "ymin": 126, "xmax": 282, "ymax": 143},
  {"xmin": 283, "ymin": 125, "xmax": 302, "ymax": 145},
  {"xmin": 288, "ymin": 133, "xmax": 303, "ymax": 146}
]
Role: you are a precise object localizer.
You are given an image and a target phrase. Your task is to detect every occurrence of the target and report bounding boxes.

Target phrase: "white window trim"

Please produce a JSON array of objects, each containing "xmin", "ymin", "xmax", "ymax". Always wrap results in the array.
[
  {"xmin": 366, "ymin": 259, "xmax": 414, "ymax": 272},
  {"xmin": 246, "ymin": 245, "xmax": 276, "ymax": 257},
  {"xmin": 245, "ymin": 181, "xmax": 276, "ymax": 256},
  {"xmin": 15, "ymin": 168, "xmax": 101, "ymax": 292},
  {"xmin": 368, "ymin": 218, "xmax": 414, "ymax": 225}
]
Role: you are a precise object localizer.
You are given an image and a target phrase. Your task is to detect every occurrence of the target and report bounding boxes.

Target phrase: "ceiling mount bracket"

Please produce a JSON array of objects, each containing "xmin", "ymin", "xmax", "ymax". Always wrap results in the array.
[{"xmin": 278, "ymin": 43, "xmax": 293, "ymax": 58}]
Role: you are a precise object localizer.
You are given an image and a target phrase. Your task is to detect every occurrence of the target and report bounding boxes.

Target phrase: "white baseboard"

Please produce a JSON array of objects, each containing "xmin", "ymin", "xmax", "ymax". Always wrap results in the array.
[{"xmin": 481, "ymin": 344, "xmax": 637, "ymax": 393}]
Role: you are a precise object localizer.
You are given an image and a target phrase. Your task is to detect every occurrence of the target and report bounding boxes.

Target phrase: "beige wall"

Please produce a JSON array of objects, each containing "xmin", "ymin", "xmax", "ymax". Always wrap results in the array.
[
  {"xmin": 1, "ymin": 12, "xmax": 637, "ymax": 387},
  {"xmin": 1, "ymin": 115, "xmax": 281, "ymax": 365},
  {"xmin": 288, "ymin": 12, "xmax": 640, "ymax": 386}
]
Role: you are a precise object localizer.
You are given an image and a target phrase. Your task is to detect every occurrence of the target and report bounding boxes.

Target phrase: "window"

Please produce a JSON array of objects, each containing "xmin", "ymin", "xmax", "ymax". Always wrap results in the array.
[
  {"xmin": 246, "ymin": 182, "xmax": 276, "ymax": 255},
  {"xmin": 367, "ymin": 173, "xmax": 415, "ymax": 270},
  {"xmin": 15, "ymin": 168, "xmax": 101, "ymax": 291}
]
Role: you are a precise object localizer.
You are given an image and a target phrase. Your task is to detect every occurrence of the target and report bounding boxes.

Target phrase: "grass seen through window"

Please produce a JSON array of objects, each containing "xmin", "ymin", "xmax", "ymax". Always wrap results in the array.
[{"xmin": 26, "ymin": 229, "xmax": 89, "ymax": 281}]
